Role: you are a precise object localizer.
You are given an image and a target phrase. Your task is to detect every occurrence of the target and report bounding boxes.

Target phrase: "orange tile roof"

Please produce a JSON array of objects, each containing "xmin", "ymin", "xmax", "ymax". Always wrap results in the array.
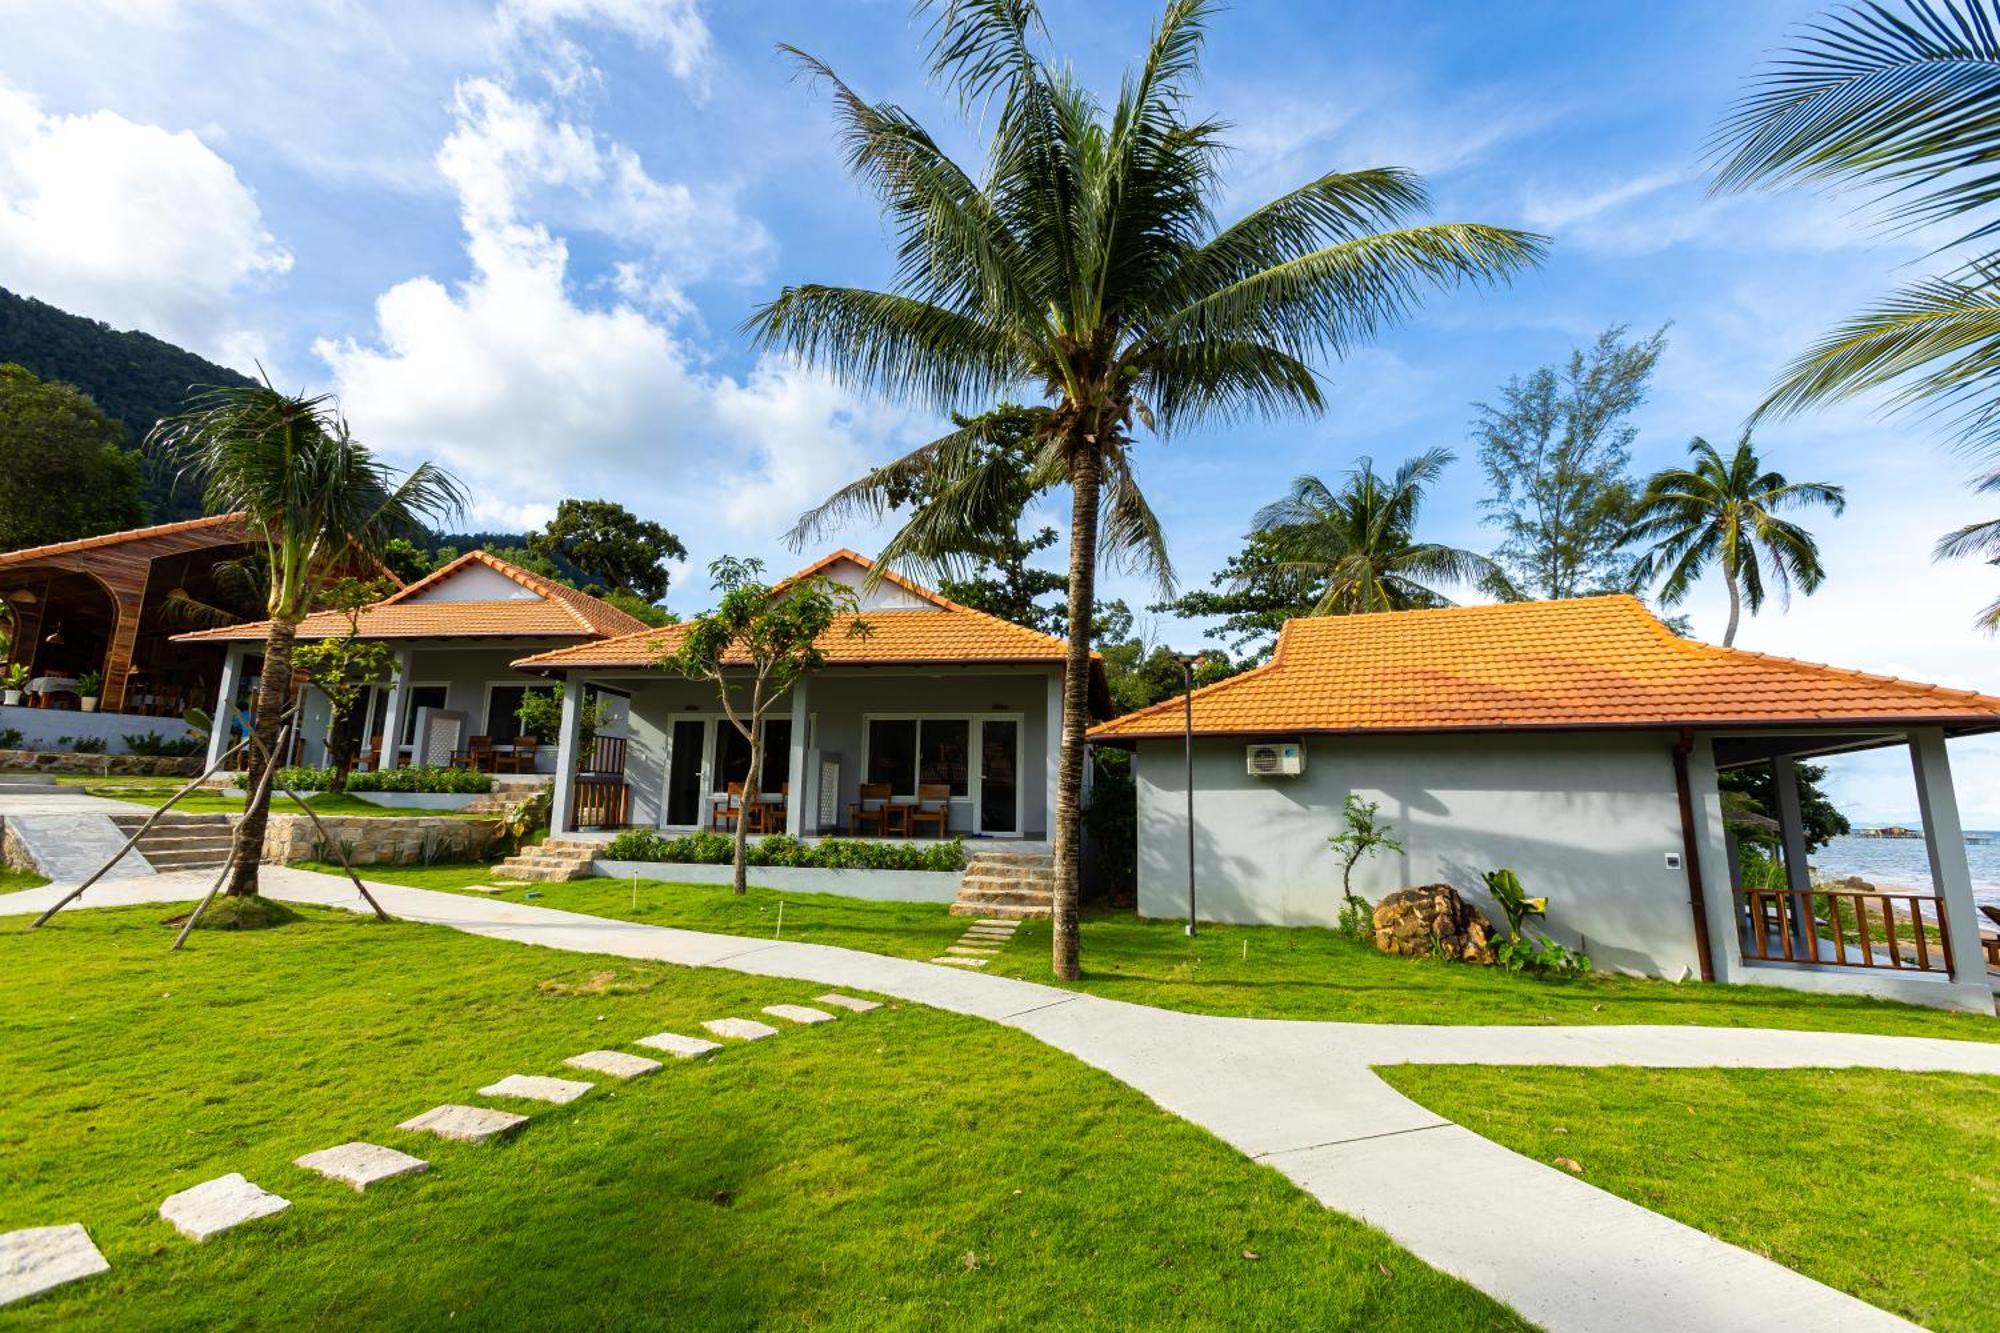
[
  {"xmin": 1089, "ymin": 595, "xmax": 2000, "ymax": 741},
  {"xmin": 0, "ymin": 512, "xmax": 252, "ymax": 568},
  {"xmin": 172, "ymin": 550, "xmax": 649, "ymax": 643},
  {"xmin": 512, "ymin": 550, "xmax": 1113, "ymax": 714}
]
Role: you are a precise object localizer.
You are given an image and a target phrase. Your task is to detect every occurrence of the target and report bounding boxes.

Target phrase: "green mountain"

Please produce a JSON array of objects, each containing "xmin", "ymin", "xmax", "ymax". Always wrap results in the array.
[{"xmin": 0, "ymin": 288, "xmax": 256, "ymax": 523}]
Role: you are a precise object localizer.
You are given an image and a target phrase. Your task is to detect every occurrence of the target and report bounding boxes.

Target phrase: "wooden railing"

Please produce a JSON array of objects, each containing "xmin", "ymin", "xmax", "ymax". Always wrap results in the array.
[
  {"xmin": 1736, "ymin": 888, "xmax": 1954, "ymax": 975},
  {"xmin": 582, "ymin": 733, "xmax": 627, "ymax": 776},
  {"xmin": 569, "ymin": 776, "xmax": 630, "ymax": 831}
]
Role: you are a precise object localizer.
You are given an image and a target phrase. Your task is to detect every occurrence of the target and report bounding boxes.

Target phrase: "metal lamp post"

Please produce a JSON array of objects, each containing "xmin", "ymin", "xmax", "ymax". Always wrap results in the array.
[{"xmin": 1174, "ymin": 652, "xmax": 1202, "ymax": 936}]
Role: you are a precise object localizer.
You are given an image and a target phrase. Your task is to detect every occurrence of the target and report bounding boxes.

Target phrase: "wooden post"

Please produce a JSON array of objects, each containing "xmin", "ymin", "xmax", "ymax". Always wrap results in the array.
[{"xmin": 99, "ymin": 589, "xmax": 145, "ymax": 713}]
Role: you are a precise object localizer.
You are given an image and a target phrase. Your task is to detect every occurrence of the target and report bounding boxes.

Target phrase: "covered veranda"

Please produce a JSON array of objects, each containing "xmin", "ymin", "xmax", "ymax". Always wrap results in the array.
[{"xmin": 1705, "ymin": 724, "xmax": 1997, "ymax": 1011}]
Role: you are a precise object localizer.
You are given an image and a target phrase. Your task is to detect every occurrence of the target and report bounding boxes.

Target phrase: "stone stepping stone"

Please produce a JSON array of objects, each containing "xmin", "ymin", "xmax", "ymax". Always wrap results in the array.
[
  {"xmin": 963, "ymin": 929, "xmax": 1013, "ymax": 939},
  {"xmin": 816, "ymin": 993, "xmax": 882, "ymax": 1013},
  {"xmin": 946, "ymin": 945, "xmax": 998, "ymax": 956},
  {"xmin": 479, "ymin": 1074, "xmax": 594, "ymax": 1104},
  {"xmin": 762, "ymin": 1004, "xmax": 835, "ymax": 1025},
  {"xmin": 294, "ymin": 1142, "xmax": 430, "ymax": 1192},
  {"xmin": 931, "ymin": 955, "xmax": 988, "ymax": 967},
  {"xmin": 461, "ymin": 884, "xmax": 515, "ymax": 895},
  {"xmin": 0, "ymin": 1224, "xmax": 109, "ymax": 1308},
  {"xmin": 398, "ymin": 1104, "xmax": 529, "ymax": 1144},
  {"xmin": 701, "ymin": 1017, "xmax": 779, "ymax": 1041},
  {"xmin": 159, "ymin": 1173, "xmax": 291, "ymax": 1242},
  {"xmin": 565, "ymin": 1050, "xmax": 663, "ymax": 1079},
  {"xmin": 973, "ymin": 919, "xmax": 1019, "ymax": 928},
  {"xmin": 636, "ymin": 1031, "xmax": 723, "ymax": 1059}
]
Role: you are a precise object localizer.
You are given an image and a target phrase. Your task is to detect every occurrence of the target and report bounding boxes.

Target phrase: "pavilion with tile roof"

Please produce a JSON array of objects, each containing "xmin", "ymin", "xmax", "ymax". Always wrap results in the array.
[
  {"xmin": 1088, "ymin": 595, "xmax": 2000, "ymax": 1012},
  {"xmin": 512, "ymin": 549, "xmax": 1108, "ymax": 844}
]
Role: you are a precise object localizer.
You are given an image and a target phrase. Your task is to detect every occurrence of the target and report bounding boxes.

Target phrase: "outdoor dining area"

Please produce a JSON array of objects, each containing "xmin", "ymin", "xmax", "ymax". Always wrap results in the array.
[
  {"xmin": 703, "ymin": 780, "xmax": 952, "ymax": 837},
  {"xmin": 446, "ymin": 735, "xmax": 542, "ymax": 775}
]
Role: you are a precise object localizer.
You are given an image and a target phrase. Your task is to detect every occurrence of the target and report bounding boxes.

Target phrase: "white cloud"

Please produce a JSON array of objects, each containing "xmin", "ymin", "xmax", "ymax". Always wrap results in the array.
[
  {"xmin": 319, "ymin": 74, "xmax": 910, "ymax": 578},
  {"xmin": 495, "ymin": 0, "xmax": 711, "ymax": 92},
  {"xmin": 0, "ymin": 81, "xmax": 290, "ymax": 364}
]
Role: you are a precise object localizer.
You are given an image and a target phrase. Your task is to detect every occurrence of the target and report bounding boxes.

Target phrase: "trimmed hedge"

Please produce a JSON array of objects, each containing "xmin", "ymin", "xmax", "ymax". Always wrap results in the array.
[
  {"xmin": 234, "ymin": 764, "xmax": 493, "ymax": 794},
  {"xmin": 602, "ymin": 829, "xmax": 966, "ymax": 873}
]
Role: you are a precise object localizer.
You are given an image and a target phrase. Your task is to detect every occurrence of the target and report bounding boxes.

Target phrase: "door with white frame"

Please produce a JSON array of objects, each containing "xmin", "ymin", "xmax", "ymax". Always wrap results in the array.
[
  {"xmin": 862, "ymin": 714, "xmax": 1022, "ymax": 838},
  {"xmin": 658, "ymin": 714, "xmax": 794, "ymax": 831}
]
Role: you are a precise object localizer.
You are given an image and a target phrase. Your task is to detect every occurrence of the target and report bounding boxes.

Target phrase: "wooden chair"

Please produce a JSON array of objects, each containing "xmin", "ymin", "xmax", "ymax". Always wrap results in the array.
[
  {"xmin": 499, "ymin": 736, "xmax": 539, "ymax": 774},
  {"xmin": 363, "ymin": 737, "xmax": 383, "ymax": 773},
  {"xmin": 908, "ymin": 782, "xmax": 950, "ymax": 839},
  {"xmin": 848, "ymin": 781, "xmax": 891, "ymax": 836},
  {"xmin": 712, "ymin": 781, "xmax": 745, "ymax": 833},
  {"xmin": 451, "ymin": 735, "xmax": 494, "ymax": 772},
  {"xmin": 755, "ymin": 783, "xmax": 789, "ymax": 837},
  {"xmin": 1981, "ymin": 904, "xmax": 2000, "ymax": 968}
]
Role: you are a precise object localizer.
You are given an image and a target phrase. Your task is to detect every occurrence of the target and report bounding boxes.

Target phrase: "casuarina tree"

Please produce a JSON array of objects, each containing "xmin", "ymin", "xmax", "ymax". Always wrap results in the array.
[
  {"xmin": 758, "ymin": 0, "xmax": 1544, "ymax": 979},
  {"xmin": 148, "ymin": 379, "xmax": 464, "ymax": 898}
]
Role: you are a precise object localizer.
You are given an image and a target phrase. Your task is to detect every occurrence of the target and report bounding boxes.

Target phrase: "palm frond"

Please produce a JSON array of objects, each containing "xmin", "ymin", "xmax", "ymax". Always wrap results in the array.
[
  {"xmin": 745, "ymin": 285, "xmax": 1024, "ymax": 413},
  {"xmin": 1099, "ymin": 448, "xmax": 1175, "ymax": 592}
]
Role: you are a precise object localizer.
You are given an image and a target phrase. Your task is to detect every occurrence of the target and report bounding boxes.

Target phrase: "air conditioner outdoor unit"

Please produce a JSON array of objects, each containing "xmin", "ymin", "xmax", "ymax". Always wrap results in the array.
[{"xmin": 1245, "ymin": 742, "xmax": 1304, "ymax": 777}]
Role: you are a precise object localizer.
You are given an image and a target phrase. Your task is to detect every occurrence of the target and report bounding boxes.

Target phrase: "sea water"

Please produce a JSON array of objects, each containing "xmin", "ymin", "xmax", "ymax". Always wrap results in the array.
[{"xmin": 1811, "ymin": 833, "xmax": 2000, "ymax": 913}]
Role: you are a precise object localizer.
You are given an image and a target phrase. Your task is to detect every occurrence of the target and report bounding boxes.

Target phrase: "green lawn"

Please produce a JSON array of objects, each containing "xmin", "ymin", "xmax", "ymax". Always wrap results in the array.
[
  {"xmin": 1382, "ymin": 1064, "xmax": 2000, "ymax": 1331},
  {"xmin": 0, "ymin": 904, "xmax": 1520, "ymax": 1328},
  {"xmin": 56, "ymin": 775, "xmax": 486, "ymax": 819},
  {"xmin": 320, "ymin": 863, "xmax": 2000, "ymax": 1044},
  {"xmin": 0, "ymin": 868, "xmax": 48, "ymax": 893}
]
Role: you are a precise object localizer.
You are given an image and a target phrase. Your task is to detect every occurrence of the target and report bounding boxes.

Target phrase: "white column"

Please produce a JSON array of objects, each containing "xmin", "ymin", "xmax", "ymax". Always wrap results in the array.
[
  {"xmin": 1908, "ymin": 728, "xmax": 1984, "ymax": 983},
  {"xmin": 1044, "ymin": 668, "xmax": 1063, "ymax": 842},
  {"xmin": 550, "ymin": 675, "xmax": 586, "ymax": 837},
  {"xmin": 206, "ymin": 645, "xmax": 243, "ymax": 771},
  {"xmin": 1772, "ymin": 757, "xmax": 1816, "ymax": 956},
  {"xmin": 785, "ymin": 678, "xmax": 810, "ymax": 837},
  {"xmin": 378, "ymin": 648, "xmax": 414, "ymax": 769}
]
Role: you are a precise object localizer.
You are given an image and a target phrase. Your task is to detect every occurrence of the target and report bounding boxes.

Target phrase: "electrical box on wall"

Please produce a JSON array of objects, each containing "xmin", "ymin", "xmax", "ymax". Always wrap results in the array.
[
  {"xmin": 1245, "ymin": 742, "xmax": 1304, "ymax": 777},
  {"xmin": 1664, "ymin": 851, "xmax": 1684, "ymax": 870}
]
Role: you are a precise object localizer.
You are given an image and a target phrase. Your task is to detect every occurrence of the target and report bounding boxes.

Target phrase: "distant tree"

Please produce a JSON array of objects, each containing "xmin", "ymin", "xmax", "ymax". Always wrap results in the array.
[
  {"xmin": 1156, "ymin": 530, "xmax": 1320, "ymax": 662},
  {"xmin": 1093, "ymin": 599, "xmax": 1235, "ymax": 715},
  {"xmin": 1719, "ymin": 760, "xmax": 1850, "ymax": 852},
  {"xmin": 657, "ymin": 557, "xmax": 864, "ymax": 893},
  {"xmin": 1255, "ymin": 448, "xmax": 1515, "ymax": 615},
  {"xmin": 149, "ymin": 379, "xmax": 464, "ymax": 900},
  {"xmin": 379, "ymin": 537, "xmax": 436, "ymax": 584},
  {"xmin": 291, "ymin": 577, "xmax": 398, "ymax": 793},
  {"xmin": 883, "ymin": 406, "xmax": 1069, "ymax": 635},
  {"xmin": 0, "ymin": 363, "xmax": 147, "ymax": 548},
  {"xmin": 1630, "ymin": 432, "xmax": 1845, "ymax": 645},
  {"xmin": 530, "ymin": 499, "xmax": 686, "ymax": 603},
  {"xmin": 601, "ymin": 588, "xmax": 676, "ymax": 627},
  {"xmin": 1477, "ymin": 326, "xmax": 1667, "ymax": 599}
]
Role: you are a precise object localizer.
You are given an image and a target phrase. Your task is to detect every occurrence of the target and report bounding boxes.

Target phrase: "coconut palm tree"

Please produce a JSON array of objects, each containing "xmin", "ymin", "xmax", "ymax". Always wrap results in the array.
[
  {"xmin": 759, "ymin": 0, "xmax": 1543, "ymax": 979},
  {"xmin": 1712, "ymin": 1, "xmax": 2000, "ymax": 456},
  {"xmin": 1629, "ymin": 433, "xmax": 1845, "ymax": 646},
  {"xmin": 148, "ymin": 380, "xmax": 464, "ymax": 898},
  {"xmin": 1251, "ymin": 448, "xmax": 1515, "ymax": 614},
  {"xmin": 1932, "ymin": 468, "xmax": 2000, "ymax": 628}
]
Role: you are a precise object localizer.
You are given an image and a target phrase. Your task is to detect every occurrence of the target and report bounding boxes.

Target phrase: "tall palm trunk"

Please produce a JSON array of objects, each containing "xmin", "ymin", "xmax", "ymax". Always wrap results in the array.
[
  {"xmin": 1051, "ymin": 444, "xmax": 1103, "ymax": 981},
  {"xmin": 1722, "ymin": 566, "xmax": 1741, "ymax": 647},
  {"xmin": 227, "ymin": 618, "xmax": 297, "ymax": 896}
]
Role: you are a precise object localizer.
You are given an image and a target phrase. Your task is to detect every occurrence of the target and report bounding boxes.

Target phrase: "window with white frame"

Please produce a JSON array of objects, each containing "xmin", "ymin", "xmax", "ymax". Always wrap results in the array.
[
  {"xmin": 866, "ymin": 717, "xmax": 972, "ymax": 797},
  {"xmin": 712, "ymin": 718, "xmax": 792, "ymax": 795}
]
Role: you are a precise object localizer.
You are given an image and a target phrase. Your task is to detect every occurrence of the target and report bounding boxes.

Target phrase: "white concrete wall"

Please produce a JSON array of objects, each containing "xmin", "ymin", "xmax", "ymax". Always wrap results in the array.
[
  {"xmin": 0, "ymin": 703, "xmax": 202, "ymax": 756},
  {"xmin": 593, "ymin": 857, "xmax": 962, "ymax": 902},
  {"xmin": 1134, "ymin": 730, "xmax": 1708, "ymax": 979}
]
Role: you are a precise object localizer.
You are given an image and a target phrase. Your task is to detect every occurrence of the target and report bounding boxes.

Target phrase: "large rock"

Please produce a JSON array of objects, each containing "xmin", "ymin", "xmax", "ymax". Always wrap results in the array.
[{"xmin": 1371, "ymin": 884, "xmax": 1497, "ymax": 965}]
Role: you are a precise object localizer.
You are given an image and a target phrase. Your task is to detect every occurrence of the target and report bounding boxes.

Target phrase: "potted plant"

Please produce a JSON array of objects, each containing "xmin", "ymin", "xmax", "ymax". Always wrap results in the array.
[
  {"xmin": 76, "ymin": 670, "xmax": 102, "ymax": 713},
  {"xmin": 1, "ymin": 663, "xmax": 26, "ymax": 707}
]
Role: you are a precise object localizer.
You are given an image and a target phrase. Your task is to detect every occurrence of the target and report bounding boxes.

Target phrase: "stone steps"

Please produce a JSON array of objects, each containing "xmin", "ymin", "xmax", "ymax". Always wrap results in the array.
[
  {"xmin": 110, "ymin": 814, "xmax": 235, "ymax": 871},
  {"xmin": 949, "ymin": 848, "xmax": 1057, "ymax": 919},
  {"xmin": 491, "ymin": 837, "xmax": 597, "ymax": 883}
]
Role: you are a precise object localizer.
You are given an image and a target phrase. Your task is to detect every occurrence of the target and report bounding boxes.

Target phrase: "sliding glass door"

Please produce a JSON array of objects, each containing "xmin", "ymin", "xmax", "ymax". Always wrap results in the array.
[{"xmin": 978, "ymin": 719, "xmax": 1019, "ymax": 835}]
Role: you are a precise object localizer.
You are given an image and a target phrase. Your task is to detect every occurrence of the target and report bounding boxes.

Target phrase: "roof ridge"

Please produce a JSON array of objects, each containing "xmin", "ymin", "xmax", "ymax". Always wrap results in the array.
[{"xmin": 0, "ymin": 511, "xmax": 249, "ymax": 565}]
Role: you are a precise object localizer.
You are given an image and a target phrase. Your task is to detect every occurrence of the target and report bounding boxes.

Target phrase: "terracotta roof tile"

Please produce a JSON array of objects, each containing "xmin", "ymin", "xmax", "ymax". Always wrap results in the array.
[
  {"xmin": 172, "ymin": 549, "xmax": 648, "ymax": 643},
  {"xmin": 1089, "ymin": 595, "xmax": 2000, "ymax": 741}
]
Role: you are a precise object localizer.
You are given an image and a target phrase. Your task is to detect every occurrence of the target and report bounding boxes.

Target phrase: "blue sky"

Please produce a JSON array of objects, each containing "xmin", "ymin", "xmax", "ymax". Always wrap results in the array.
[{"xmin": 2, "ymin": 0, "xmax": 1997, "ymax": 824}]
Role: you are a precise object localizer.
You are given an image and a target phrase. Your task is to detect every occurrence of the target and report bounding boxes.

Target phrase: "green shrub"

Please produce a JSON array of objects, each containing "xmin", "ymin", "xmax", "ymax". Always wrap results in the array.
[
  {"xmin": 600, "ymin": 829, "xmax": 966, "ymax": 872},
  {"xmin": 347, "ymin": 765, "xmax": 492, "ymax": 794},
  {"xmin": 0, "ymin": 727, "xmax": 22, "ymax": 749},
  {"xmin": 233, "ymin": 766, "xmax": 333, "ymax": 791},
  {"xmin": 57, "ymin": 735, "xmax": 106, "ymax": 754},
  {"xmin": 123, "ymin": 730, "xmax": 202, "ymax": 757}
]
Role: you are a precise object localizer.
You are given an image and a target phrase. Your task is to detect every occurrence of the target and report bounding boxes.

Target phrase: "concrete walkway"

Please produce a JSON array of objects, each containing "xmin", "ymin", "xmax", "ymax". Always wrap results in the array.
[
  {"xmin": 0, "ymin": 791, "xmax": 157, "ymax": 882},
  {"xmin": 7, "ymin": 870, "xmax": 1996, "ymax": 1331}
]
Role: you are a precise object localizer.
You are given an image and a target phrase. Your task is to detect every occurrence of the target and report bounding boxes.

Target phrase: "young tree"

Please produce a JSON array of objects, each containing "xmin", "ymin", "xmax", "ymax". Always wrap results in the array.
[
  {"xmin": 762, "ymin": 0, "xmax": 1542, "ymax": 979},
  {"xmin": 1326, "ymin": 794, "xmax": 1402, "ymax": 938},
  {"xmin": 148, "ymin": 380, "xmax": 464, "ymax": 898},
  {"xmin": 0, "ymin": 363, "xmax": 147, "ymax": 549},
  {"xmin": 291, "ymin": 577, "xmax": 398, "ymax": 792},
  {"xmin": 1254, "ymin": 448, "xmax": 1516, "ymax": 614},
  {"xmin": 530, "ymin": 499, "xmax": 686, "ymax": 603},
  {"xmin": 657, "ymin": 557, "xmax": 866, "ymax": 893},
  {"xmin": 1630, "ymin": 432, "xmax": 1846, "ymax": 645},
  {"xmin": 1476, "ymin": 326, "xmax": 1667, "ymax": 599}
]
